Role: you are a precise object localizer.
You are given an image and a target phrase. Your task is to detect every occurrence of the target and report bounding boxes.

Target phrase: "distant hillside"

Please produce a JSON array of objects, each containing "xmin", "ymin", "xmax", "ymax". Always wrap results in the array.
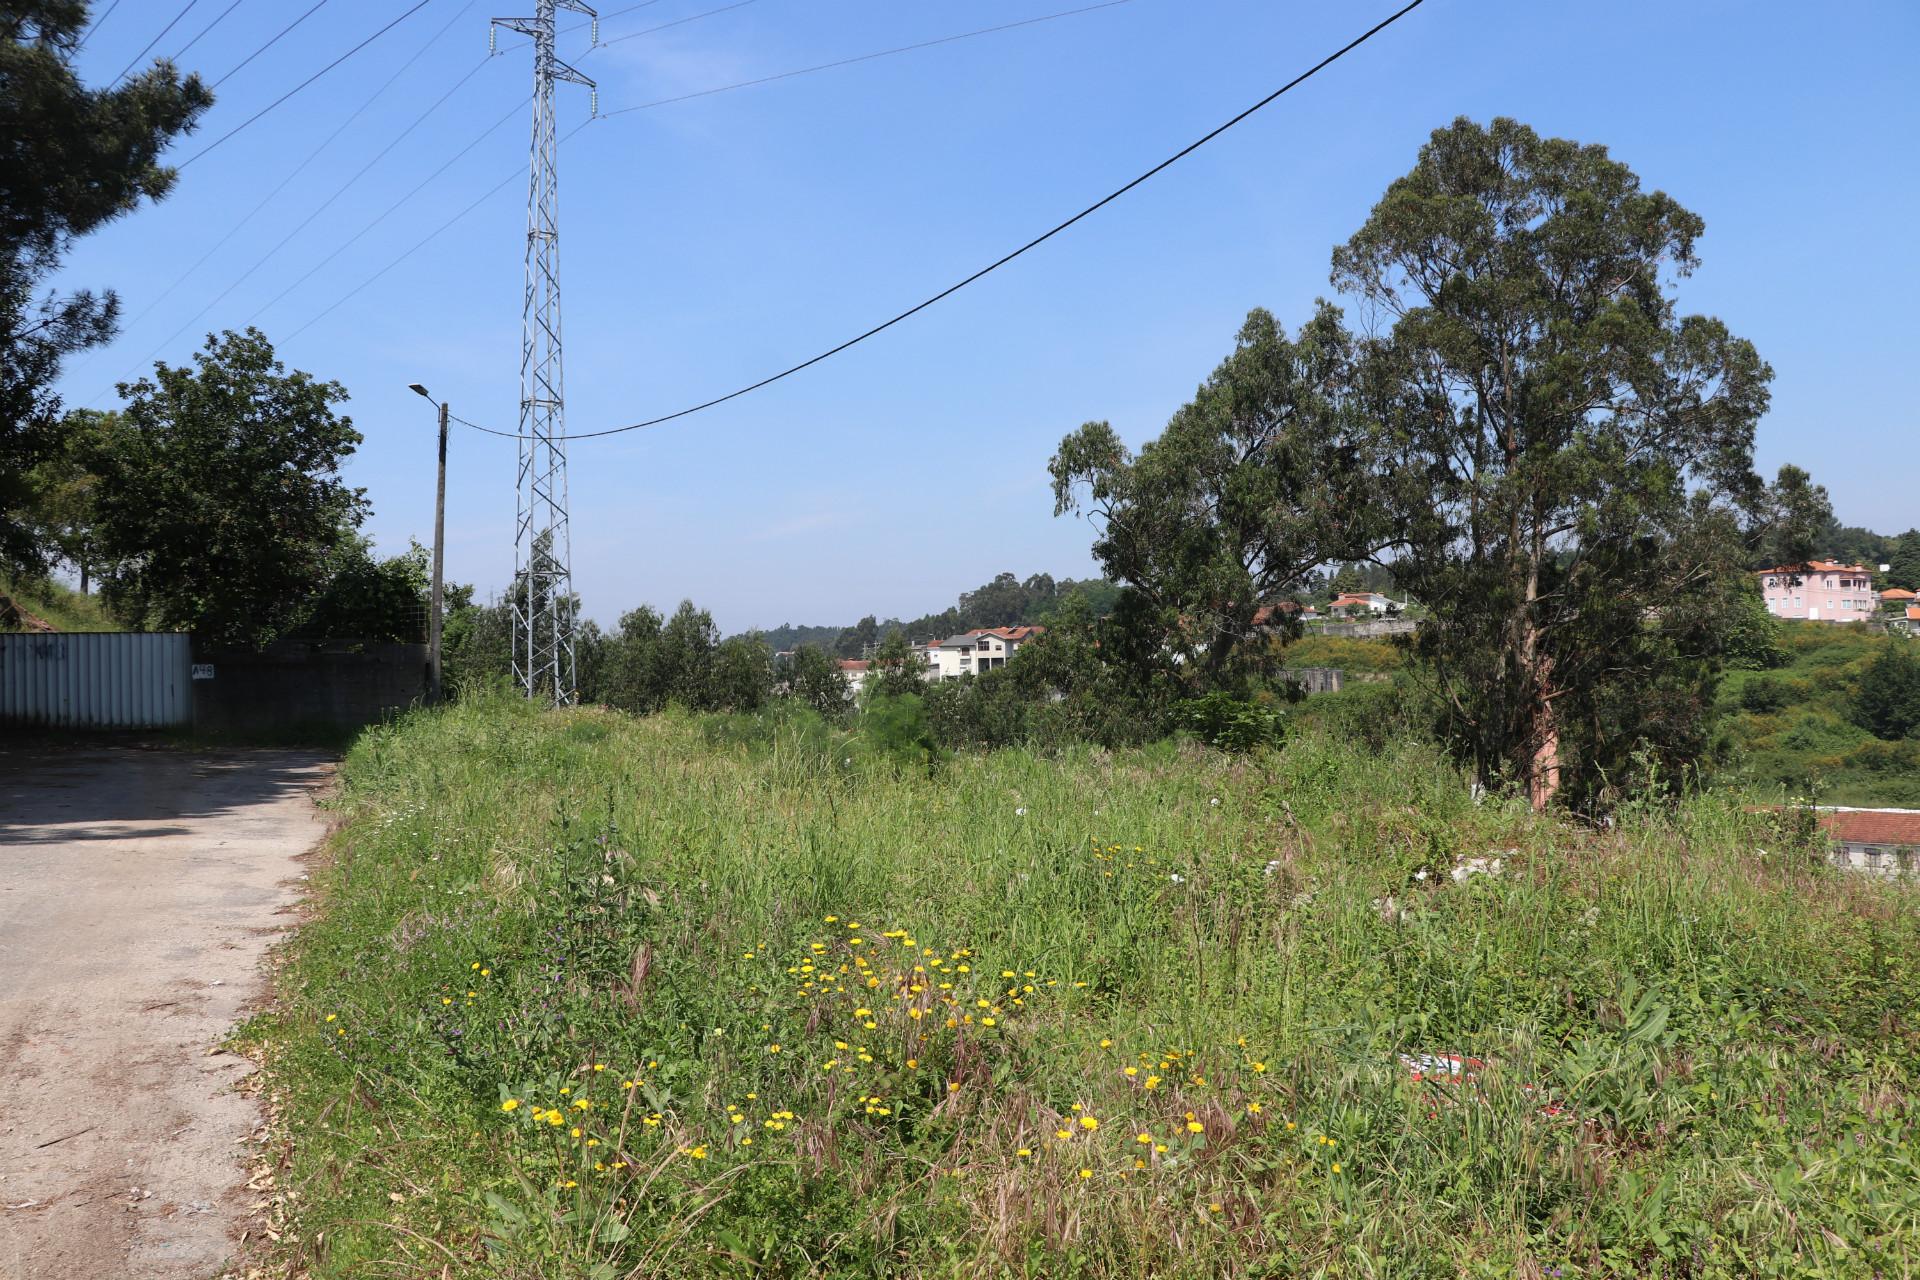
[
  {"xmin": 748, "ymin": 572, "xmax": 1119, "ymax": 658},
  {"xmin": 0, "ymin": 577, "xmax": 121, "ymax": 632},
  {"xmin": 1715, "ymin": 621, "xmax": 1920, "ymax": 806}
]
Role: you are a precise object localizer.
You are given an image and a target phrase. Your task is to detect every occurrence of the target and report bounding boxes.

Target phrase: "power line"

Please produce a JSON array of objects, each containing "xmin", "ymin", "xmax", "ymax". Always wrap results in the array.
[
  {"xmin": 170, "ymin": 0, "xmax": 248, "ymax": 63},
  {"xmin": 245, "ymin": 88, "xmax": 521, "ymax": 324},
  {"xmin": 598, "ymin": 0, "xmax": 758, "ymax": 46},
  {"xmin": 180, "ymin": 0, "xmax": 436, "ymax": 169},
  {"xmin": 280, "ymin": 0, "xmax": 1133, "ymax": 346},
  {"xmin": 494, "ymin": 0, "xmax": 714, "ymax": 53},
  {"xmin": 601, "ymin": 0, "xmax": 1132, "ymax": 118},
  {"xmin": 76, "ymin": 0, "xmax": 127, "ymax": 53},
  {"xmin": 112, "ymin": 0, "xmax": 481, "ymax": 344},
  {"xmin": 110, "ymin": 84, "xmax": 518, "ymax": 395},
  {"xmin": 284, "ymin": 118, "xmax": 590, "ymax": 342},
  {"xmin": 451, "ymin": 0, "xmax": 1428, "ymax": 442},
  {"xmin": 211, "ymin": 0, "xmax": 330, "ymax": 89},
  {"xmin": 109, "ymin": 0, "xmax": 201, "ymax": 86}
]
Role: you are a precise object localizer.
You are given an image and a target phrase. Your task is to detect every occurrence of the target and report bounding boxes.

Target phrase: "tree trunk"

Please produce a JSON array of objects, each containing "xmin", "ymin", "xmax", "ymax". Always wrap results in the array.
[
  {"xmin": 1515, "ymin": 551, "xmax": 1562, "ymax": 811},
  {"xmin": 1527, "ymin": 650, "xmax": 1561, "ymax": 810},
  {"xmin": 79, "ymin": 559, "xmax": 89, "ymax": 596}
]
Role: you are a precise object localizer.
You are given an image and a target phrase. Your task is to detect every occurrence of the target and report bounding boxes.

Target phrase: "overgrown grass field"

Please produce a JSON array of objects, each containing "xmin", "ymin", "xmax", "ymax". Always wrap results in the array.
[
  {"xmin": 0, "ymin": 575, "xmax": 118, "ymax": 631},
  {"xmin": 252, "ymin": 697, "xmax": 1920, "ymax": 1278}
]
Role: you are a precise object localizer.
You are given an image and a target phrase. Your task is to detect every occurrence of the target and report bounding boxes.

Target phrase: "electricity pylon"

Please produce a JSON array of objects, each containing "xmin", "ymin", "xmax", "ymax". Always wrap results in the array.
[{"xmin": 492, "ymin": 0, "xmax": 595, "ymax": 705}]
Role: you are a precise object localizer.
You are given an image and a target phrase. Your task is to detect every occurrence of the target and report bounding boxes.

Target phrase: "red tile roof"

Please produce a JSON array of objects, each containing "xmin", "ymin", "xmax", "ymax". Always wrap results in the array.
[
  {"xmin": 1756, "ymin": 561, "xmax": 1870, "ymax": 576},
  {"xmin": 837, "ymin": 660, "xmax": 870, "ymax": 672},
  {"xmin": 1251, "ymin": 602, "xmax": 1317, "ymax": 626},
  {"xmin": 1908, "ymin": 606, "xmax": 1920, "ymax": 622},
  {"xmin": 1816, "ymin": 809, "xmax": 1920, "ymax": 846},
  {"xmin": 1881, "ymin": 588, "xmax": 1917, "ymax": 601}
]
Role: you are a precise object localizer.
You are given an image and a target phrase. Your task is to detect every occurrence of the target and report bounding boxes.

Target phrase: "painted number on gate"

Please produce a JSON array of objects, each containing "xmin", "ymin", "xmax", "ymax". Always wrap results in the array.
[{"xmin": 191, "ymin": 664, "xmax": 216, "ymax": 680}]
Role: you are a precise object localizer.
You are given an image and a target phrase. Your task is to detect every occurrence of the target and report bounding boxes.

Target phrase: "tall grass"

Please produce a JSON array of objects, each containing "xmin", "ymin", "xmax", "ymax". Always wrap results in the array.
[
  {"xmin": 252, "ymin": 695, "xmax": 1920, "ymax": 1278},
  {"xmin": 0, "ymin": 575, "xmax": 119, "ymax": 631}
]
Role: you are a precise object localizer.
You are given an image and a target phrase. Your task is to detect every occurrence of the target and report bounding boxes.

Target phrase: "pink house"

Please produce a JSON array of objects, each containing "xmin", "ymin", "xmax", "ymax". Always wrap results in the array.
[{"xmin": 1757, "ymin": 561, "xmax": 1877, "ymax": 622}]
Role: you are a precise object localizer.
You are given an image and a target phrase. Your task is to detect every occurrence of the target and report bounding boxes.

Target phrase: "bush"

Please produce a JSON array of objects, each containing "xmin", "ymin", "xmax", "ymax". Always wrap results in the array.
[
  {"xmin": 1177, "ymin": 690, "xmax": 1284, "ymax": 752},
  {"xmin": 857, "ymin": 692, "xmax": 942, "ymax": 775}
]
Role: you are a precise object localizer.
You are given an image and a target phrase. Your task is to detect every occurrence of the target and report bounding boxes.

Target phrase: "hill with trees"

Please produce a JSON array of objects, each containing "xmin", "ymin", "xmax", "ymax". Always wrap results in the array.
[{"xmin": 752, "ymin": 571, "xmax": 1120, "ymax": 657}]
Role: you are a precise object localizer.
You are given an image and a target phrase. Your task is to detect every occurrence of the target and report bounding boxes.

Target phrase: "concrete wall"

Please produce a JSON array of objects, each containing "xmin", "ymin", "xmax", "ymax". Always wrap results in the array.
[
  {"xmin": 1308, "ymin": 618, "xmax": 1418, "ymax": 639},
  {"xmin": 1282, "ymin": 667, "xmax": 1344, "ymax": 696},
  {"xmin": 190, "ymin": 639, "xmax": 426, "ymax": 734}
]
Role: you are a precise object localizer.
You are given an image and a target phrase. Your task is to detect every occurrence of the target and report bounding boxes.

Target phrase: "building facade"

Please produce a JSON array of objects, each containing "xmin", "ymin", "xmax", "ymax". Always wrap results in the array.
[
  {"xmin": 925, "ymin": 626, "xmax": 1044, "ymax": 681},
  {"xmin": 1757, "ymin": 561, "xmax": 1877, "ymax": 621},
  {"xmin": 1815, "ymin": 808, "xmax": 1920, "ymax": 877}
]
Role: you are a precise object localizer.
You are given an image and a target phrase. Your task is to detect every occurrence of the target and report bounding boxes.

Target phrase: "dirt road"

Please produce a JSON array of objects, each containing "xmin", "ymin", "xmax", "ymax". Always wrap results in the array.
[{"xmin": 0, "ymin": 745, "xmax": 331, "ymax": 1280}]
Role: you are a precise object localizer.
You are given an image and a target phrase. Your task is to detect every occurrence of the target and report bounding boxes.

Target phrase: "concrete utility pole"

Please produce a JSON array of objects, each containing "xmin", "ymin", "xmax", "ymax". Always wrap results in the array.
[
  {"xmin": 492, "ymin": 0, "xmax": 597, "ymax": 706},
  {"xmin": 410, "ymin": 383, "xmax": 449, "ymax": 704}
]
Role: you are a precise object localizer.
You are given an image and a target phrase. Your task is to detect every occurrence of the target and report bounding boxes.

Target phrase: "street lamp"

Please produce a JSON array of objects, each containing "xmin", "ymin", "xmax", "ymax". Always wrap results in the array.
[{"xmin": 411, "ymin": 383, "xmax": 449, "ymax": 705}]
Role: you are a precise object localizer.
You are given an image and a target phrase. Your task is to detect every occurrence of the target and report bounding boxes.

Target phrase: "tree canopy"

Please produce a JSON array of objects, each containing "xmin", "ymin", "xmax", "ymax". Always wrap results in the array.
[
  {"xmin": 92, "ymin": 328, "xmax": 365, "ymax": 646},
  {"xmin": 1051, "ymin": 304, "xmax": 1375, "ymax": 690}
]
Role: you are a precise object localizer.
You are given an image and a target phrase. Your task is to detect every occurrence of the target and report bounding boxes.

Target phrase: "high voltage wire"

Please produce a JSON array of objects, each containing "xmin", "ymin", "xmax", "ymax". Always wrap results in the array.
[
  {"xmin": 599, "ymin": 0, "xmax": 757, "ymax": 46},
  {"xmin": 174, "ymin": 1, "xmax": 729, "ymax": 347},
  {"xmin": 76, "ymin": 0, "xmax": 127, "ymax": 53},
  {"xmin": 286, "ymin": 117, "xmax": 590, "ymax": 341},
  {"xmin": 179, "ymin": 0, "xmax": 436, "ymax": 169},
  {"xmin": 109, "ymin": 0, "xmax": 201, "ymax": 87},
  {"xmin": 494, "ymin": 0, "xmax": 749, "ymax": 53},
  {"xmin": 281, "ymin": 0, "xmax": 1135, "ymax": 349},
  {"xmin": 111, "ymin": 85, "xmax": 515, "ymax": 399},
  {"xmin": 247, "ymin": 93, "xmax": 528, "ymax": 323},
  {"xmin": 448, "ymin": 0, "xmax": 1428, "ymax": 443},
  {"xmin": 170, "ymin": 0, "xmax": 249, "ymax": 63},
  {"xmin": 139, "ymin": 0, "xmax": 726, "ymax": 355},
  {"xmin": 212, "ymin": 0, "xmax": 329, "ymax": 89},
  {"xmin": 601, "ymin": 0, "xmax": 1132, "ymax": 118},
  {"xmin": 111, "ymin": 0, "xmax": 481, "ymax": 344},
  {"xmin": 84, "ymin": 0, "xmax": 704, "ymax": 406}
]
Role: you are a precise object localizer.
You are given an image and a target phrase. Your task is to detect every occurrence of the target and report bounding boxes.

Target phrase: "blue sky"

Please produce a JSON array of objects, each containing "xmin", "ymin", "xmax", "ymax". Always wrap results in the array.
[{"xmin": 53, "ymin": 0, "xmax": 1920, "ymax": 632}]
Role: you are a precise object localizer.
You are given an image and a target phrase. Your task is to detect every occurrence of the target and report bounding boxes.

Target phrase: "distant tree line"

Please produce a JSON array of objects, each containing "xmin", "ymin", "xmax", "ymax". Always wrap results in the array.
[{"xmin": 755, "ymin": 572, "xmax": 1120, "ymax": 658}]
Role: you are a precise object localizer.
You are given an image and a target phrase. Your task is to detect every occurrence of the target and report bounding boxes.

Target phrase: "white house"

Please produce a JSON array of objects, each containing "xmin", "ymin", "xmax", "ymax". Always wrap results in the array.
[
  {"xmin": 926, "ymin": 626, "xmax": 1044, "ymax": 681},
  {"xmin": 1328, "ymin": 592, "xmax": 1401, "ymax": 616},
  {"xmin": 837, "ymin": 659, "xmax": 871, "ymax": 696},
  {"xmin": 1811, "ymin": 808, "xmax": 1920, "ymax": 877}
]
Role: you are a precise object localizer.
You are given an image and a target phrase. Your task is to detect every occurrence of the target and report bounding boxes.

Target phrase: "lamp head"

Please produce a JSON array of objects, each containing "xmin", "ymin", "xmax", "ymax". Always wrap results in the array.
[{"xmin": 408, "ymin": 383, "xmax": 432, "ymax": 400}]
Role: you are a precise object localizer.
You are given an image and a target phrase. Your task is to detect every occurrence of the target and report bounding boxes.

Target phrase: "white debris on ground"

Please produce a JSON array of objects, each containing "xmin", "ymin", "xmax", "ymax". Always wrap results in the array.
[{"xmin": 1450, "ymin": 853, "xmax": 1509, "ymax": 883}]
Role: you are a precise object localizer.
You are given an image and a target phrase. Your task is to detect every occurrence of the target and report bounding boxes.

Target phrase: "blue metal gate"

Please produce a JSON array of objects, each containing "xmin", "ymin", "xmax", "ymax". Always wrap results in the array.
[{"xmin": 0, "ymin": 632, "xmax": 192, "ymax": 729}]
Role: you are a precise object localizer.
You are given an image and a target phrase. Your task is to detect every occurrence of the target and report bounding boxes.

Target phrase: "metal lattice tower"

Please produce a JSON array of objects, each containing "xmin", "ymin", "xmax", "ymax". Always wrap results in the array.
[{"xmin": 492, "ymin": 0, "xmax": 595, "ymax": 705}]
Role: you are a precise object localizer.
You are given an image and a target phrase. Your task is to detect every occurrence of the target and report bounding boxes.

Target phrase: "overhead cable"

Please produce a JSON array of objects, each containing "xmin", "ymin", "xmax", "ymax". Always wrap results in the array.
[
  {"xmin": 76, "ymin": 0, "xmax": 127, "ymax": 53},
  {"xmin": 285, "ymin": 120, "xmax": 597, "ymax": 341},
  {"xmin": 169, "ymin": 0, "xmax": 249, "ymax": 63},
  {"xmin": 109, "ymin": 0, "xmax": 201, "ymax": 86},
  {"xmin": 115, "ymin": 0, "xmax": 481, "ymax": 341},
  {"xmin": 117, "ymin": 62, "xmax": 504, "ymax": 391},
  {"xmin": 450, "ymin": 0, "xmax": 1428, "ymax": 442},
  {"xmin": 601, "ymin": 0, "xmax": 1132, "ymax": 118},
  {"xmin": 180, "ymin": 0, "xmax": 436, "ymax": 169},
  {"xmin": 246, "ymin": 92, "xmax": 525, "ymax": 323},
  {"xmin": 210, "ymin": 0, "xmax": 329, "ymax": 88},
  {"xmin": 598, "ymin": 0, "xmax": 758, "ymax": 46},
  {"xmin": 282, "ymin": 0, "xmax": 1133, "ymax": 345}
]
